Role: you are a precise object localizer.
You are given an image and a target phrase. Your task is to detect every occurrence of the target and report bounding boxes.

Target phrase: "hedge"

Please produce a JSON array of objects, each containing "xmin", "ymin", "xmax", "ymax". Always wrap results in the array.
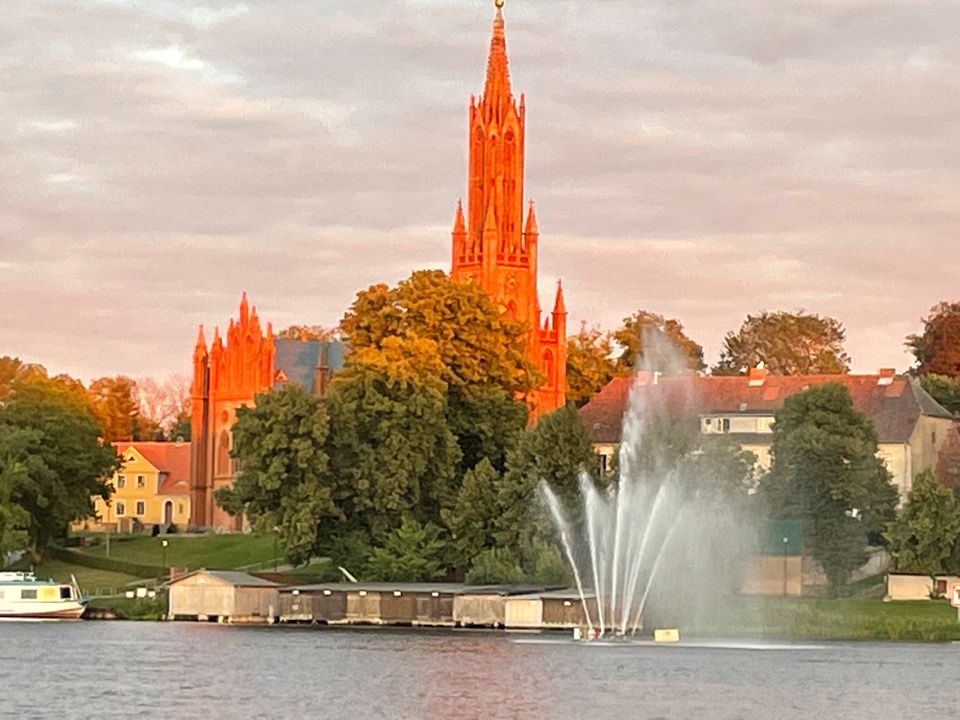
[{"xmin": 50, "ymin": 546, "xmax": 165, "ymax": 579}]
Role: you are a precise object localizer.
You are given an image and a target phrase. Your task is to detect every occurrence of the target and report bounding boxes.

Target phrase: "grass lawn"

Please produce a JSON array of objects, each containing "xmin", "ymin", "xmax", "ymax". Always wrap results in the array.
[
  {"xmin": 30, "ymin": 559, "xmax": 140, "ymax": 595},
  {"xmin": 704, "ymin": 596, "xmax": 960, "ymax": 641},
  {"xmin": 78, "ymin": 533, "xmax": 280, "ymax": 571}
]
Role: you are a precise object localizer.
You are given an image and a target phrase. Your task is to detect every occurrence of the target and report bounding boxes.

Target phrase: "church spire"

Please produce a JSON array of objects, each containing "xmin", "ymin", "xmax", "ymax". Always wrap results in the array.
[
  {"xmin": 484, "ymin": 0, "xmax": 511, "ymax": 104},
  {"xmin": 453, "ymin": 199, "xmax": 466, "ymax": 235}
]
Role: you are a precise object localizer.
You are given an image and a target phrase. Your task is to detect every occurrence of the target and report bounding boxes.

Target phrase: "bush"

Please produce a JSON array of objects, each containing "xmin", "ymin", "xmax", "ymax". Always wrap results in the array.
[{"xmin": 526, "ymin": 541, "xmax": 571, "ymax": 586}]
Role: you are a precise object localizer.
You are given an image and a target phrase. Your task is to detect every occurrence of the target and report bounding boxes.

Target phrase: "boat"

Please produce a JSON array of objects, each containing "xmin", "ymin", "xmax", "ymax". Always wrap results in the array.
[{"xmin": 0, "ymin": 572, "xmax": 87, "ymax": 619}]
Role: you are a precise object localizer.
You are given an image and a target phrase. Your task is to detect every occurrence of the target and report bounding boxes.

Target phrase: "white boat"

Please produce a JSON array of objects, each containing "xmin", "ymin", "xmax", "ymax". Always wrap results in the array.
[{"xmin": 0, "ymin": 572, "xmax": 87, "ymax": 619}]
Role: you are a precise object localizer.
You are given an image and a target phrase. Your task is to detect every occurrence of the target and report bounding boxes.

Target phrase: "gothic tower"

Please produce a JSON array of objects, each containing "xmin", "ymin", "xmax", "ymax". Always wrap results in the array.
[{"xmin": 450, "ymin": 1, "xmax": 567, "ymax": 419}]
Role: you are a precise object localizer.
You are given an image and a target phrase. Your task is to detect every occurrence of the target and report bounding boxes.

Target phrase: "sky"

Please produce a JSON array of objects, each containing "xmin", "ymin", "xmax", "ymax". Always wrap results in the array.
[{"xmin": 2, "ymin": 0, "xmax": 958, "ymax": 383}]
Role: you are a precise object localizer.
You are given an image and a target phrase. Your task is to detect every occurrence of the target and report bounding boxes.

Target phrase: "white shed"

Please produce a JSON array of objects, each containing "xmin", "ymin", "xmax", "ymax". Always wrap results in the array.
[{"xmin": 167, "ymin": 570, "xmax": 280, "ymax": 623}]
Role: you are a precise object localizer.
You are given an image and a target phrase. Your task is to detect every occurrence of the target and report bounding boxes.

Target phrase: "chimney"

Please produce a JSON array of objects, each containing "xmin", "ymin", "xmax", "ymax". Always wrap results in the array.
[
  {"xmin": 878, "ymin": 368, "xmax": 896, "ymax": 386},
  {"xmin": 748, "ymin": 366, "xmax": 769, "ymax": 387}
]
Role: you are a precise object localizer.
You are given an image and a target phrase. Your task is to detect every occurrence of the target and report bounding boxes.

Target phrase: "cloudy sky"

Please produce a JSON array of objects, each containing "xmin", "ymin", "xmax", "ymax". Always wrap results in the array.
[{"xmin": 3, "ymin": 0, "xmax": 958, "ymax": 383}]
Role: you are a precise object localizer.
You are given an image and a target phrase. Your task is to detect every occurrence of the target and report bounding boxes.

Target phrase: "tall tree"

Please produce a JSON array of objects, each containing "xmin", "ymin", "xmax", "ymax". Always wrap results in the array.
[
  {"xmin": 441, "ymin": 458, "xmax": 503, "ymax": 571},
  {"xmin": 215, "ymin": 383, "xmax": 338, "ymax": 566},
  {"xmin": 0, "ymin": 357, "xmax": 47, "ymax": 401},
  {"xmin": 363, "ymin": 518, "xmax": 446, "ymax": 582},
  {"xmin": 885, "ymin": 470, "xmax": 960, "ymax": 591},
  {"xmin": 324, "ymin": 337, "xmax": 461, "ymax": 539},
  {"xmin": 907, "ymin": 301, "xmax": 960, "ymax": 378},
  {"xmin": 137, "ymin": 374, "xmax": 191, "ymax": 438},
  {"xmin": 0, "ymin": 376, "xmax": 118, "ymax": 560},
  {"xmin": 713, "ymin": 311, "xmax": 851, "ymax": 376},
  {"xmin": 762, "ymin": 383, "xmax": 898, "ymax": 593},
  {"xmin": 566, "ymin": 324, "xmax": 619, "ymax": 407},
  {"xmin": 88, "ymin": 376, "xmax": 147, "ymax": 441},
  {"xmin": 614, "ymin": 310, "xmax": 705, "ymax": 373}
]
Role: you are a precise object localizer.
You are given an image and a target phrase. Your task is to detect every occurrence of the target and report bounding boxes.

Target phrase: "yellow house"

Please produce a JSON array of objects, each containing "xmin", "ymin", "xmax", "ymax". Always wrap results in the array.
[{"xmin": 79, "ymin": 442, "xmax": 192, "ymax": 532}]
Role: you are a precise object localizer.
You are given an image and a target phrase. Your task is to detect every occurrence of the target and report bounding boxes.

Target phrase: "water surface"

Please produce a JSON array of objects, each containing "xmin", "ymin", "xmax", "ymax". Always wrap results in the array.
[{"xmin": 2, "ymin": 622, "xmax": 954, "ymax": 718}]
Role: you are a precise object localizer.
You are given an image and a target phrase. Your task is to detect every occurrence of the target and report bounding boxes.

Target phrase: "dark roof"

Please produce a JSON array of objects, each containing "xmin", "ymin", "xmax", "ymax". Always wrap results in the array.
[
  {"xmin": 274, "ymin": 339, "xmax": 346, "ymax": 393},
  {"xmin": 579, "ymin": 373, "xmax": 955, "ymax": 445},
  {"xmin": 168, "ymin": 570, "xmax": 280, "ymax": 587},
  {"xmin": 282, "ymin": 582, "xmax": 466, "ymax": 594}
]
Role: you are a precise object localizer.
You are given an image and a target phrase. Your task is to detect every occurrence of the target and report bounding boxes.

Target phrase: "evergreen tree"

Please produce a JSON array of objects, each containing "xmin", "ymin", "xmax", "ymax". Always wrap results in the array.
[
  {"xmin": 441, "ymin": 458, "xmax": 503, "ymax": 571},
  {"xmin": 364, "ymin": 519, "xmax": 446, "ymax": 582}
]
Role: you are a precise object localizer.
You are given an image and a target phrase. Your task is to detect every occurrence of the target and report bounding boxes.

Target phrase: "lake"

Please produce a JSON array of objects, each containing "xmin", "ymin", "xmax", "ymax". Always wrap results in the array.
[{"xmin": 2, "ymin": 622, "xmax": 955, "ymax": 718}]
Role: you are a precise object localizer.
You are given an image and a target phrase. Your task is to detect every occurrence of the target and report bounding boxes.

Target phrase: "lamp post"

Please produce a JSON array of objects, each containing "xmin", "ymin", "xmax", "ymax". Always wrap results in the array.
[
  {"xmin": 782, "ymin": 535, "xmax": 790, "ymax": 598},
  {"xmin": 161, "ymin": 539, "xmax": 169, "ymax": 580}
]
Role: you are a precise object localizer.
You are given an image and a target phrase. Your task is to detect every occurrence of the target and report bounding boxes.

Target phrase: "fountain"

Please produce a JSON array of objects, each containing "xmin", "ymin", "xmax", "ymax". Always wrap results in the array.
[{"xmin": 542, "ymin": 334, "xmax": 756, "ymax": 640}]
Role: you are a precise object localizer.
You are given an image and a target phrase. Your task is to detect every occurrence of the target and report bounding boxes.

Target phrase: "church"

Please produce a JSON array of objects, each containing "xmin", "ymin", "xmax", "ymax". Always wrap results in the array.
[{"xmin": 188, "ymin": 1, "xmax": 567, "ymax": 529}]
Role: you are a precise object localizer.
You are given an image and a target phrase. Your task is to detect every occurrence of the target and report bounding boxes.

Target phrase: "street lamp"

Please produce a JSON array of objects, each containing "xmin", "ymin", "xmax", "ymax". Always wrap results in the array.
[
  {"xmin": 161, "ymin": 539, "xmax": 169, "ymax": 580},
  {"xmin": 782, "ymin": 536, "xmax": 790, "ymax": 598}
]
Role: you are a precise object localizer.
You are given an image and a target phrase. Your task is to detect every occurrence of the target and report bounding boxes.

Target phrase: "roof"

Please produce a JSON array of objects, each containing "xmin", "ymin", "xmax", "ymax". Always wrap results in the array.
[
  {"xmin": 579, "ymin": 373, "xmax": 955, "ymax": 445},
  {"xmin": 274, "ymin": 338, "xmax": 345, "ymax": 392},
  {"xmin": 113, "ymin": 441, "xmax": 191, "ymax": 496},
  {"xmin": 168, "ymin": 570, "xmax": 279, "ymax": 588},
  {"xmin": 283, "ymin": 582, "xmax": 467, "ymax": 594},
  {"xmin": 507, "ymin": 589, "xmax": 596, "ymax": 601}
]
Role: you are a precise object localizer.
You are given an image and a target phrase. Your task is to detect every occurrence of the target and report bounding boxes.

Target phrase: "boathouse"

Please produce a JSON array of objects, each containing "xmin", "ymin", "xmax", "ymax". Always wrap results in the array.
[
  {"xmin": 278, "ymin": 583, "xmax": 464, "ymax": 626},
  {"xmin": 167, "ymin": 570, "xmax": 280, "ymax": 623},
  {"xmin": 453, "ymin": 586, "xmax": 558, "ymax": 628},
  {"xmin": 504, "ymin": 590, "xmax": 595, "ymax": 630}
]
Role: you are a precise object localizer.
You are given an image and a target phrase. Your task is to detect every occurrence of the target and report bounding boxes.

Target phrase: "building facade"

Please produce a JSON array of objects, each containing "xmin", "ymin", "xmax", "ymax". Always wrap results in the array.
[
  {"xmin": 450, "ymin": 4, "xmax": 567, "ymax": 419},
  {"xmin": 77, "ymin": 442, "xmax": 191, "ymax": 532},
  {"xmin": 190, "ymin": 294, "xmax": 344, "ymax": 530},
  {"xmin": 580, "ymin": 367, "xmax": 957, "ymax": 500}
]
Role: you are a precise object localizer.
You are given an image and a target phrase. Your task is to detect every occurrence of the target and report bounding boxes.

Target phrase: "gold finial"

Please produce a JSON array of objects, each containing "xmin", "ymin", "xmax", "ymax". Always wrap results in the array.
[{"xmin": 495, "ymin": 0, "xmax": 505, "ymax": 8}]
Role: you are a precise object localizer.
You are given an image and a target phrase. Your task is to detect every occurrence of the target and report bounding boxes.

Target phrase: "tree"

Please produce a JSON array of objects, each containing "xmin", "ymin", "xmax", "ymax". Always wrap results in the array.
[
  {"xmin": 676, "ymin": 437, "xmax": 758, "ymax": 501},
  {"xmin": 364, "ymin": 518, "xmax": 446, "ymax": 582},
  {"xmin": 215, "ymin": 383, "xmax": 338, "ymax": 566},
  {"xmin": 0, "ymin": 376, "xmax": 118, "ymax": 560},
  {"xmin": 341, "ymin": 269, "xmax": 538, "ymax": 396},
  {"xmin": 566, "ymin": 324, "xmax": 619, "ymax": 407},
  {"xmin": 464, "ymin": 547, "xmax": 525, "ymax": 585},
  {"xmin": 885, "ymin": 470, "xmax": 960, "ymax": 592},
  {"xmin": 614, "ymin": 310, "xmax": 705, "ymax": 373},
  {"xmin": 713, "ymin": 311, "xmax": 851, "ymax": 376},
  {"xmin": 88, "ymin": 376, "xmax": 147, "ymax": 441},
  {"xmin": 0, "ymin": 357, "xmax": 47, "ymax": 401},
  {"xmin": 762, "ymin": 383, "xmax": 898, "ymax": 593},
  {"xmin": 276, "ymin": 325, "xmax": 338, "ymax": 342},
  {"xmin": 441, "ymin": 458, "xmax": 503, "ymax": 570},
  {"xmin": 497, "ymin": 403, "xmax": 596, "ymax": 568},
  {"xmin": 907, "ymin": 301, "xmax": 960, "ymax": 378},
  {"xmin": 324, "ymin": 337, "xmax": 461, "ymax": 539},
  {"xmin": 137, "ymin": 374, "xmax": 191, "ymax": 438},
  {"xmin": 919, "ymin": 374, "xmax": 960, "ymax": 415}
]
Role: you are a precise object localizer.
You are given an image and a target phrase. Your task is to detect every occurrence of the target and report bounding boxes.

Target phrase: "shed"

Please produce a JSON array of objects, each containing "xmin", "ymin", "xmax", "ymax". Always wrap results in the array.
[
  {"xmin": 167, "ymin": 570, "xmax": 280, "ymax": 623},
  {"xmin": 279, "ymin": 583, "xmax": 464, "ymax": 626},
  {"xmin": 886, "ymin": 573, "xmax": 960, "ymax": 601},
  {"xmin": 453, "ymin": 586, "xmax": 553, "ymax": 628}
]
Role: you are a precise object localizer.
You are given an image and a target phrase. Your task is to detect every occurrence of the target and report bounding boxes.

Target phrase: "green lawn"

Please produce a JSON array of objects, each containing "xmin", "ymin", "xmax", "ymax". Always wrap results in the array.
[
  {"xmin": 78, "ymin": 533, "xmax": 280, "ymax": 571},
  {"xmin": 704, "ymin": 596, "xmax": 960, "ymax": 641},
  {"xmin": 30, "ymin": 559, "xmax": 140, "ymax": 595}
]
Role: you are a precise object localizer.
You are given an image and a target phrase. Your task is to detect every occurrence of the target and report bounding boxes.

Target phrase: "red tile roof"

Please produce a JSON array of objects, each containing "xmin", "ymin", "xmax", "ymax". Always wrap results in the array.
[
  {"xmin": 579, "ymin": 373, "xmax": 953, "ymax": 445},
  {"xmin": 113, "ymin": 441, "xmax": 191, "ymax": 496}
]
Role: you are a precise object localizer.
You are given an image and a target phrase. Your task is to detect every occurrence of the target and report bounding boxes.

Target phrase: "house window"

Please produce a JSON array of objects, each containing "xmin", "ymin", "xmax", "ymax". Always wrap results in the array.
[
  {"xmin": 936, "ymin": 579, "xmax": 948, "ymax": 596},
  {"xmin": 117, "ymin": 475, "xmax": 126, "ymax": 489},
  {"xmin": 136, "ymin": 475, "xmax": 145, "ymax": 488},
  {"xmin": 597, "ymin": 453, "xmax": 608, "ymax": 476},
  {"xmin": 21, "ymin": 589, "xmax": 37, "ymax": 600},
  {"xmin": 719, "ymin": 418, "xmax": 731, "ymax": 433},
  {"xmin": 116, "ymin": 502, "xmax": 126, "ymax": 516},
  {"xmin": 135, "ymin": 501, "xmax": 145, "ymax": 516}
]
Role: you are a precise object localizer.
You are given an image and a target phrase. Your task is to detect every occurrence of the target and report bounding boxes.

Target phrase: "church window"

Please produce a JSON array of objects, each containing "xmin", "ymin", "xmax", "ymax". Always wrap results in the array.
[
  {"xmin": 217, "ymin": 430, "xmax": 232, "ymax": 476},
  {"xmin": 543, "ymin": 351, "xmax": 555, "ymax": 387}
]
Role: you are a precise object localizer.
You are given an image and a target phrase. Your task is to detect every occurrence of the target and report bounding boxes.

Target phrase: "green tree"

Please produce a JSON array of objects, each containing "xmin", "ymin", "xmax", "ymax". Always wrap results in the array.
[
  {"xmin": 907, "ymin": 301, "xmax": 960, "ymax": 378},
  {"xmin": 919, "ymin": 374, "xmax": 960, "ymax": 415},
  {"xmin": 713, "ymin": 311, "xmax": 851, "ymax": 376},
  {"xmin": 497, "ymin": 404, "xmax": 596, "ymax": 568},
  {"xmin": 762, "ymin": 383, "xmax": 898, "ymax": 594},
  {"xmin": 276, "ymin": 325, "xmax": 338, "ymax": 342},
  {"xmin": 441, "ymin": 458, "xmax": 503, "ymax": 570},
  {"xmin": 676, "ymin": 436, "xmax": 758, "ymax": 501},
  {"xmin": 364, "ymin": 518, "xmax": 446, "ymax": 582},
  {"xmin": 614, "ymin": 310, "xmax": 705, "ymax": 373},
  {"xmin": 215, "ymin": 384, "xmax": 338, "ymax": 566},
  {"xmin": 566, "ymin": 324, "xmax": 619, "ymax": 407},
  {"xmin": 0, "ymin": 429, "xmax": 32, "ymax": 558},
  {"xmin": 886, "ymin": 470, "xmax": 960, "ymax": 591},
  {"xmin": 0, "ymin": 357, "xmax": 47, "ymax": 401},
  {"xmin": 325, "ymin": 337, "xmax": 461, "ymax": 539},
  {"xmin": 88, "ymin": 375, "xmax": 147, "ymax": 442},
  {"xmin": 0, "ymin": 376, "xmax": 118, "ymax": 561},
  {"xmin": 464, "ymin": 547, "xmax": 525, "ymax": 585}
]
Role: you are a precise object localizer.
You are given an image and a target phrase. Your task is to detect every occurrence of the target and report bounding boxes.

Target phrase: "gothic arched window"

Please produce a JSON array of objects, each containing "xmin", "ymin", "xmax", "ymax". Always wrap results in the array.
[{"xmin": 217, "ymin": 430, "xmax": 231, "ymax": 476}]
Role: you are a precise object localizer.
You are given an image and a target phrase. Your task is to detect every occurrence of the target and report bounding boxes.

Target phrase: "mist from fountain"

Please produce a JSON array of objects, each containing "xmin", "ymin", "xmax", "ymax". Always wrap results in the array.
[{"xmin": 542, "ymin": 332, "xmax": 757, "ymax": 638}]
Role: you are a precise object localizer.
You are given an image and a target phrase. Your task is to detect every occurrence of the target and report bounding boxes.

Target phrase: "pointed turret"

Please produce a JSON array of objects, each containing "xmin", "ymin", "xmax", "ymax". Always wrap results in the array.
[
  {"xmin": 239, "ymin": 291, "xmax": 249, "ymax": 324},
  {"xmin": 483, "ymin": 1, "xmax": 511, "ymax": 105},
  {"xmin": 552, "ymin": 280, "xmax": 567, "ymax": 316},
  {"xmin": 194, "ymin": 325, "xmax": 208, "ymax": 358},
  {"xmin": 524, "ymin": 200, "xmax": 539, "ymax": 236},
  {"xmin": 453, "ymin": 199, "xmax": 466, "ymax": 235}
]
